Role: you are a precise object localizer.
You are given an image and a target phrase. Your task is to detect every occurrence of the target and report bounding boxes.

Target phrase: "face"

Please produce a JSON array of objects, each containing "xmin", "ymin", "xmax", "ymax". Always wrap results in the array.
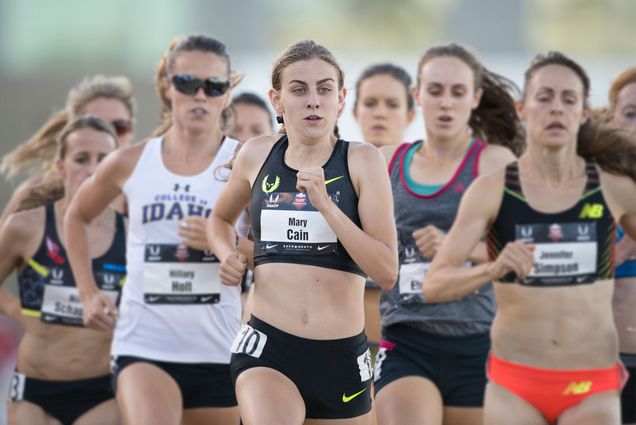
[
  {"xmin": 270, "ymin": 58, "xmax": 345, "ymax": 141},
  {"xmin": 354, "ymin": 74, "xmax": 414, "ymax": 147},
  {"xmin": 611, "ymin": 82, "xmax": 636, "ymax": 131},
  {"xmin": 57, "ymin": 128, "xmax": 115, "ymax": 199},
  {"xmin": 82, "ymin": 97, "xmax": 134, "ymax": 147},
  {"xmin": 228, "ymin": 103, "xmax": 272, "ymax": 143},
  {"xmin": 518, "ymin": 64, "xmax": 588, "ymax": 149},
  {"xmin": 415, "ymin": 56, "xmax": 482, "ymax": 142},
  {"xmin": 166, "ymin": 51, "xmax": 231, "ymax": 133}
]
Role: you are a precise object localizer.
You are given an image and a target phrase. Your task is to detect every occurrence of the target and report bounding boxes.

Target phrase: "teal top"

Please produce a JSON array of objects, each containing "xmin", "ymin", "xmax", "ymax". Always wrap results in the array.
[{"xmin": 403, "ymin": 142, "xmax": 444, "ymax": 196}]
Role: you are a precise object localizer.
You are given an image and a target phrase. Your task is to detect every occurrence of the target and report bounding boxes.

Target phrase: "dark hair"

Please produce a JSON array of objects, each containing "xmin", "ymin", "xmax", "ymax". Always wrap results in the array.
[
  {"xmin": 272, "ymin": 40, "xmax": 344, "ymax": 134},
  {"xmin": 19, "ymin": 115, "xmax": 117, "ymax": 210},
  {"xmin": 523, "ymin": 51, "xmax": 636, "ymax": 181},
  {"xmin": 354, "ymin": 63, "xmax": 415, "ymax": 113},
  {"xmin": 221, "ymin": 92, "xmax": 274, "ymax": 133},
  {"xmin": 417, "ymin": 43, "xmax": 525, "ymax": 156},
  {"xmin": 152, "ymin": 34, "xmax": 233, "ymax": 137}
]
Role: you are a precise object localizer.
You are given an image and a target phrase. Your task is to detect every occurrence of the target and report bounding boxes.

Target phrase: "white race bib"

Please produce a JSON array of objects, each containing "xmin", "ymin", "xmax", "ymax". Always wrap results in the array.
[{"xmin": 143, "ymin": 244, "xmax": 221, "ymax": 304}]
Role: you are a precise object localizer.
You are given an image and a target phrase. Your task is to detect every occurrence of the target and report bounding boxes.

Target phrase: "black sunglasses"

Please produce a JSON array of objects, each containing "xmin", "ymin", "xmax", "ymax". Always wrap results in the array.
[
  {"xmin": 171, "ymin": 74, "xmax": 231, "ymax": 97},
  {"xmin": 110, "ymin": 119, "xmax": 133, "ymax": 137}
]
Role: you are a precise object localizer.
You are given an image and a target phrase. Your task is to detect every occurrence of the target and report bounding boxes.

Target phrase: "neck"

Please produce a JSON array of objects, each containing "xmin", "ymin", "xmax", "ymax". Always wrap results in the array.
[
  {"xmin": 420, "ymin": 129, "xmax": 472, "ymax": 163},
  {"xmin": 284, "ymin": 129, "xmax": 336, "ymax": 168},
  {"xmin": 164, "ymin": 123, "xmax": 223, "ymax": 159},
  {"xmin": 523, "ymin": 139, "xmax": 581, "ymax": 184}
]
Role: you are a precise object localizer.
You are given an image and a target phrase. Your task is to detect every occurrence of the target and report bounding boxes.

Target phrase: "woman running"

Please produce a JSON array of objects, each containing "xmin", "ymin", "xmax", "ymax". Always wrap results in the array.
[
  {"xmin": 224, "ymin": 92, "xmax": 274, "ymax": 144},
  {"xmin": 1, "ymin": 116, "xmax": 124, "ymax": 425},
  {"xmin": 0, "ymin": 75, "xmax": 135, "ymax": 222},
  {"xmin": 352, "ymin": 63, "xmax": 415, "ymax": 347},
  {"xmin": 607, "ymin": 66, "xmax": 636, "ymax": 425},
  {"xmin": 373, "ymin": 44, "xmax": 522, "ymax": 425},
  {"xmin": 65, "ymin": 34, "xmax": 243, "ymax": 425},
  {"xmin": 208, "ymin": 39, "xmax": 398, "ymax": 425},
  {"xmin": 425, "ymin": 51, "xmax": 636, "ymax": 425}
]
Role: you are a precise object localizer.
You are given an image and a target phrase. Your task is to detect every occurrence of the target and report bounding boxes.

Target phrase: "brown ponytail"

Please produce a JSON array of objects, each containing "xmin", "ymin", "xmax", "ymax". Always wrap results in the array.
[{"xmin": 0, "ymin": 110, "xmax": 69, "ymax": 178}]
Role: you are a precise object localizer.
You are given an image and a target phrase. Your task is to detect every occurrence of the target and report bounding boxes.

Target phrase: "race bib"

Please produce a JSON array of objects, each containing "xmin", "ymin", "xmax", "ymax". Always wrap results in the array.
[
  {"xmin": 231, "ymin": 324, "xmax": 267, "ymax": 358},
  {"xmin": 143, "ymin": 244, "xmax": 221, "ymax": 304},
  {"xmin": 398, "ymin": 262, "xmax": 430, "ymax": 295},
  {"xmin": 260, "ymin": 192, "xmax": 338, "ymax": 255},
  {"xmin": 8, "ymin": 372, "xmax": 25, "ymax": 402},
  {"xmin": 516, "ymin": 222, "xmax": 598, "ymax": 285},
  {"xmin": 398, "ymin": 261, "xmax": 472, "ymax": 295},
  {"xmin": 40, "ymin": 269, "xmax": 122, "ymax": 326}
]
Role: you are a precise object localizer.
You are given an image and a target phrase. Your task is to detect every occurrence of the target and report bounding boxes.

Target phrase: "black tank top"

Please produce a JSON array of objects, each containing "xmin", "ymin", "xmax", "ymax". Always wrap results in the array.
[
  {"xmin": 251, "ymin": 136, "xmax": 364, "ymax": 277},
  {"xmin": 487, "ymin": 162, "xmax": 615, "ymax": 286},
  {"xmin": 17, "ymin": 203, "xmax": 127, "ymax": 326}
]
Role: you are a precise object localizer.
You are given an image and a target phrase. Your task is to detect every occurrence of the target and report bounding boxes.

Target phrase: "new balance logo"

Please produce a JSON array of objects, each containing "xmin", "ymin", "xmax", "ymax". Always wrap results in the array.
[
  {"xmin": 579, "ymin": 203, "xmax": 604, "ymax": 219},
  {"xmin": 562, "ymin": 380, "xmax": 592, "ymax": 395}
]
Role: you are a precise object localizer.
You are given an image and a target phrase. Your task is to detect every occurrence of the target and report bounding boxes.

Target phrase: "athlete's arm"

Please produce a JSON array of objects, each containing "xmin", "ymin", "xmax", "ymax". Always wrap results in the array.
[
  {"xmin": 600, "ymin": 170, "xmax": 636, "ymax": 241},
  {"xmin": 64, "ymin": 144, "xmax": 141, "ymax": 331},
  {"xmin": 309, "ymin": 143, "xmax": 398, "ymax": 289},
  {"xmin": 208, "ymin": 138, "xmax": 267, "ymax": 285},
  {"xmin": 0, "ymin": 210, "xmax": 41, "ymax": 317},
  {"xmin": 424, "ymin": 169, "xmax": 533, "ymax": 302}
]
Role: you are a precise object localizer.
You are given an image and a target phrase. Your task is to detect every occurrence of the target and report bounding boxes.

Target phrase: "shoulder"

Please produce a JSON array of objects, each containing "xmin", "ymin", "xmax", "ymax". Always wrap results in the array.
[
  {"xmin": 477, "ymin": 143, "xmax": 516, "ymax": 175},
  {"xmin": 347, "ymin": 141, "xmax": 385, "ymax": 166},
  {"xmin": 379, "ymin": 143, "xmax": 405, "ymax": 166},
  {"xmin": 98, "ymin": 138, "xmax": 151, "ymax": 186},
  {"xmin": 233, "ymin": 134, "xmax": 284, "ymax": 183},
  {"xmin": 2, "ymin": 206, "xmax": 44, "ymax": 242}
]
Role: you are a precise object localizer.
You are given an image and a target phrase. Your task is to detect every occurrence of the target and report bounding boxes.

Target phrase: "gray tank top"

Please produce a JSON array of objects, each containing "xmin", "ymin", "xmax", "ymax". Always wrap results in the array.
[{"xmin": 380, "ymin": 140, "xmax": 496, "ymax": 336}]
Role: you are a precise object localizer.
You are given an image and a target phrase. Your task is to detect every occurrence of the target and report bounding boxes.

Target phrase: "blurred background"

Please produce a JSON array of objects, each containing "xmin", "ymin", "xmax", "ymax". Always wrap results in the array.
[{"xmin": 0, "ymin": 0, "xmax": 634, "ymax": 420}]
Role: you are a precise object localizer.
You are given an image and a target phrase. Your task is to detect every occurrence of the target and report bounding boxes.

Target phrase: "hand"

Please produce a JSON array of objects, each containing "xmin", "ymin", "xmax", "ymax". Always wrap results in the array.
[
  {"xmin": 486, "ymin": 241, "xmax": 535, "ymax": 281},
  {"xmin": 616, "ymin": 236, "xmax": 636, "ymax": 266},
  {"xmin": 220, "ymin": 252, "xmax": 247, "ymax": 286},
  {"xmin": 296, "ymin": 167, "xmax": 332, "ymax": 212},
  {"xmin": 82, "ymin": 290, "xmax": 118, "ymax": 331},
  {"xmin": 413, "ymin": 225, "xmax": 446, "ymax": 258},
  {"xmin": 179, "ymin": 216, "xmax": 209, "ymax": 251}
]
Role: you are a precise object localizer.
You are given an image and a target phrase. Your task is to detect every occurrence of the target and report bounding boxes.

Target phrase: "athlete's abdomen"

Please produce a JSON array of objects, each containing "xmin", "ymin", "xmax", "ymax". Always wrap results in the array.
[
  {"xmin": 252, "ymin": 263, "xmax": 365, "ymax": 339},
  {"xmin": 491, "ymin": 279, "xmax": 618, "ymax": 369}
]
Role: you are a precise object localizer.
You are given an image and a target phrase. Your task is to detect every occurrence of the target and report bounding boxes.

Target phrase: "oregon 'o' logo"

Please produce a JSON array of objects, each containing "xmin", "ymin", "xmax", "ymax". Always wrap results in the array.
[{"xmin": 261, "ymin": 175, "xmax": 281, "ymax": 194}]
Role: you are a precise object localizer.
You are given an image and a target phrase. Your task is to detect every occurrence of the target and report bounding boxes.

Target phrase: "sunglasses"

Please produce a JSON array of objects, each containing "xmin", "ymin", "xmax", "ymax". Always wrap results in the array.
[
  {"xmin": 171, "ymin": 74, "xmax": 231, "ymax": 97},
  {"xmin": 110, "ymin": 119, "xmax": 133, "ymax": 137}
]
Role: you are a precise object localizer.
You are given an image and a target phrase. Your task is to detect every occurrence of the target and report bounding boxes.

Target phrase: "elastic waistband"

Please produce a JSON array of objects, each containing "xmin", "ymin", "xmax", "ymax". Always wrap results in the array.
[
  {"xmin": 384, "ymin": 323, "xmax": 490, "ymax": 343},
  {"xmin": 16, "ymin": 371, "xmax": 111, "ymax": 387},
  {"xmin": 488, "ymin": 354, "xmax": 623, "ymax": 382},
  {"xmin": 248, "ymin": 315, "xmax": 367, "ymax": 349}
]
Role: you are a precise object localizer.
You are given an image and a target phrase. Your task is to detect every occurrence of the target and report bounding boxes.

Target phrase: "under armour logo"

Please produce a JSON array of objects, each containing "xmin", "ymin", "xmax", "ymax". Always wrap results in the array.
[{"xmin": 174, "ymin": 184, "xmax": 191, "ymax": 192}]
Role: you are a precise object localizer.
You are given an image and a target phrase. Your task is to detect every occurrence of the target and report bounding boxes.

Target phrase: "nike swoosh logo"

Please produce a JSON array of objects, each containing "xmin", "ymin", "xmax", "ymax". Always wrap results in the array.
[
  {"xmin": 317, "ymin": 245, "xmax": 331, "ymax": 251},
  {"xmin": 147, "ymin": 296, "xmax": 161, "ymax": 302},
  {"xmin": 342, "ymin": 388, "xmax": 366, "ymax": 403},
  {"xmin": 265, "ymin": 244, "xmax": 279, "ymax": 249},
  {"xmin": 325, "ymin": 176, "xmax": 344, "ymax": 185},
  {"xmin": 201, "ymin": 296, "xmax": 214, "ymax": 302}
]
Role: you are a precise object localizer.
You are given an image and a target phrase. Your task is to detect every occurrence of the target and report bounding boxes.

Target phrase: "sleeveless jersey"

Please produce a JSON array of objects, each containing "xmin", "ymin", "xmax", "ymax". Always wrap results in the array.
[
  {"xmin": 17, "ymin": 203, "xmax": 126, "ymax": 327},
  {"xmin": 114, "ymin": 136, "xmax": 241, "ymax": 363},
  {"xmin": 488, "ymin": 162, "xmax": 615, "ymax": 286},
  {"xmin": 616, "ymin": 227, "xmax": 636, "ymax": 278},
  {"xmin": 380, "ymin": 140, "xmax": 495, "ymax": 336},
  {"xmin": 251, "ymin": 136, "xmax": 364, "ymax": 277}
]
